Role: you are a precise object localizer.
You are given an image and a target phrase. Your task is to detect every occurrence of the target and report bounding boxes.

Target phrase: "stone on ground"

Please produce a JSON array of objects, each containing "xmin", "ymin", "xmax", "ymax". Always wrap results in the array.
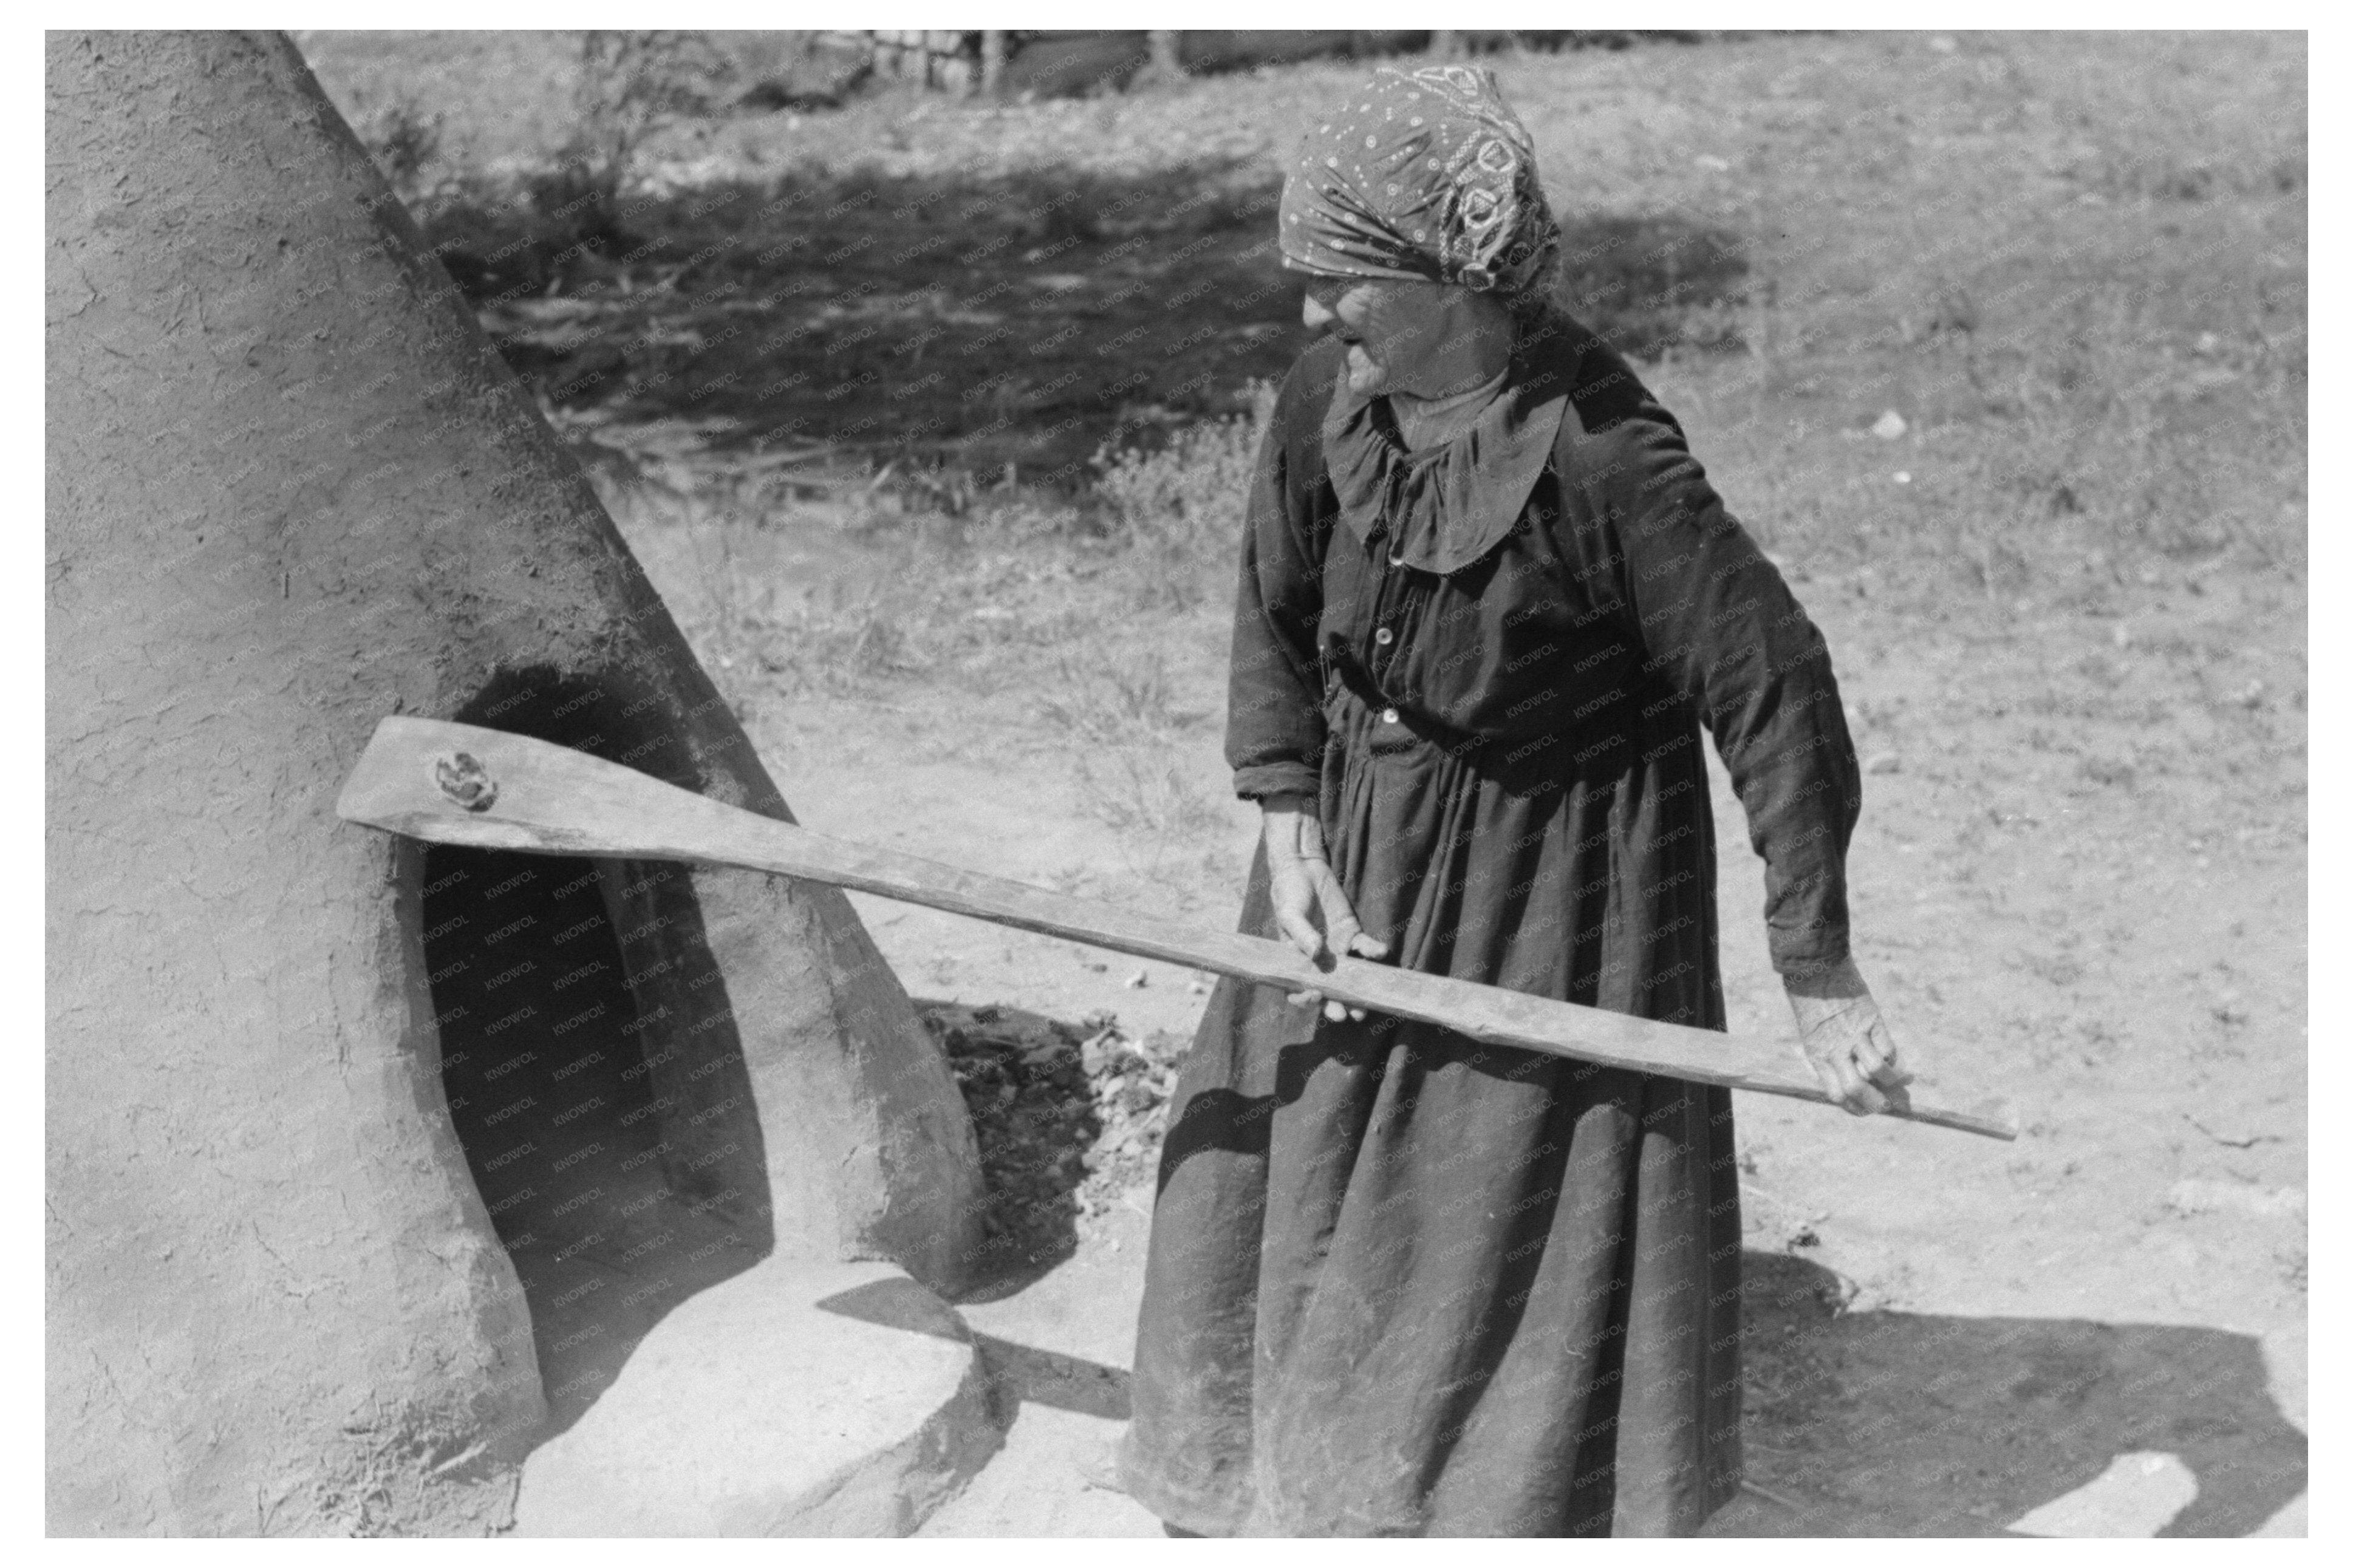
[{"xmin": 516, "ymin": 1261, "xmax": 999, "ymax": 1536}]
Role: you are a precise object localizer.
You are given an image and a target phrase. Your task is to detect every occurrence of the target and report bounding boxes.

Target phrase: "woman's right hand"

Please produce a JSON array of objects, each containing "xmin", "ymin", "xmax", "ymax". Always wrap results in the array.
[{"xmin": 1260, "ymin": 794, "xmax": 1390, "ymax": 1021}]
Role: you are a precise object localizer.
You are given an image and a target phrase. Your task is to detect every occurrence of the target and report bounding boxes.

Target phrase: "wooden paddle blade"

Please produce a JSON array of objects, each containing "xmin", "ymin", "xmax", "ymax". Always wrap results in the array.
[
  {"xmin": 337, "ymin": 714, "xmax": 767, "ymax": 860},
  {"xmin": 338, "ymin": 715, "xmax": 2018, "ymax": 1142}
]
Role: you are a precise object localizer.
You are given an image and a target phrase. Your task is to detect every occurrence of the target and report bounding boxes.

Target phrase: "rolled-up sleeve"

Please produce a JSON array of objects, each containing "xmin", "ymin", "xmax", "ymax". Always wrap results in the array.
[
  {"xmin": 1595, "ymin": 418, "xmax": 1863, "ymax": 973},
  {"xmin": 1225, "ymin": 369, "xmax": 1331, "ymax": 802}
]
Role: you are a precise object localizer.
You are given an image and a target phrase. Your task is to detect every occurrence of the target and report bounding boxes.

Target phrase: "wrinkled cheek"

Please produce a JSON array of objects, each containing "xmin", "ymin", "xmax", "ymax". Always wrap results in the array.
[{"xmin": 1354, "ymin": 300, "xmax": 1437, "ymax": 375}]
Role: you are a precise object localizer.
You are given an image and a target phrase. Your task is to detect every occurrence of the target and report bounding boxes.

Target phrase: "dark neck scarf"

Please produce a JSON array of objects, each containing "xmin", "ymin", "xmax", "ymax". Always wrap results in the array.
[{"xmin": 1319, "ymin": 333, "xmax": 1572, "ymax": 577}]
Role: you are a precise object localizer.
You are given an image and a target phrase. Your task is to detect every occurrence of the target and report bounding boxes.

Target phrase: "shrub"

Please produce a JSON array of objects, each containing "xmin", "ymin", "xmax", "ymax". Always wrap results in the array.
[
  {"xmin": 560, "ymin": 32, "xmax": 735, "ymax": 213},
  {"xmin": 355, "ymin": 92, "xmax": 446, "ymax": 208},
  {"xmin": 1092, "ymin": 379, "xmax": 1275, "ymax": 542}
]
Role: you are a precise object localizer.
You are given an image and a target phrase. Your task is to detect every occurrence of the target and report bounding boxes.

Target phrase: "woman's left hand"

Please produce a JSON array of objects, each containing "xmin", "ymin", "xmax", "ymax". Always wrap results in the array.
[{"xmin": 1783, "ymin": 955, "xmax": 1914, "ymax": 1116}]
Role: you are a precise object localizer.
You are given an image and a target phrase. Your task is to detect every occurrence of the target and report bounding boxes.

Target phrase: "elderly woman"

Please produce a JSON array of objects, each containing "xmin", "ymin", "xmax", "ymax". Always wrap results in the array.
[{"xmin": 1114, "ymin": 66, "xmax": 1909, "ymax": 1538}]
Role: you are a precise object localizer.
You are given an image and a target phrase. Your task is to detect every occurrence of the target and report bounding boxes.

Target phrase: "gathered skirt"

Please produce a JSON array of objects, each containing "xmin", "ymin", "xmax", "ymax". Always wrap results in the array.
[{"xmin": 1119, "ymin": 686, "xmax": 1747, "ymax": 1536}]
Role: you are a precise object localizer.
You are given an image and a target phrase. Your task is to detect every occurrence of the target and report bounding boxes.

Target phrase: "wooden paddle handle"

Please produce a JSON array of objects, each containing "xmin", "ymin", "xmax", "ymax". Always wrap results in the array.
[{"xmin": 336, "ymin": 716, "xmax": 2018, "ymax": 1142}]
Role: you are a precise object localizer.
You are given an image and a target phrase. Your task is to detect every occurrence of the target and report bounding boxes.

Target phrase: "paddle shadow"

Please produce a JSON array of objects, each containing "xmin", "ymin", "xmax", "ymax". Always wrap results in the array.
[{"xmin": 818, "ymin": 1275, "xmax": 1132, "ymax": 1423}]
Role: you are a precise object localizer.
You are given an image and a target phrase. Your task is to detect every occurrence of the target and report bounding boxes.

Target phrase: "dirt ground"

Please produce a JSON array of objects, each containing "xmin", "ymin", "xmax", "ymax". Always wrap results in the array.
[{"xmin": 306, "ymin": 29, "xmax": 2307, "ymax": 1535}]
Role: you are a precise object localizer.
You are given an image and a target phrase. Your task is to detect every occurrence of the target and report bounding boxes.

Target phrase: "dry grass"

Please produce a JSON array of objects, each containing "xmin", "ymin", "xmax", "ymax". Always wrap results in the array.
[{"xmin": 312, "ymin": 27, "xmax": 2303, "ymax": 892}]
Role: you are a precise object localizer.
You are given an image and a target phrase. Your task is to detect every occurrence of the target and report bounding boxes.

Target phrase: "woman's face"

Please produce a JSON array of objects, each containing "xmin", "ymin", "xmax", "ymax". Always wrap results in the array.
[
  {"xmin": 1300, "ymin": 276, "xmax": 1506, "ymax": 398},
  {"xmin": 1300, "ymin": 276, "xmax": 1454, "ymax": 396}
]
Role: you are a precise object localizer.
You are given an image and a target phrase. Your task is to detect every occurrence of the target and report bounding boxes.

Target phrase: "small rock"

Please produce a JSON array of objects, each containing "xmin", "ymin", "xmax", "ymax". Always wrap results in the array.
[
  {"xmin": 2112, "ymin": 624, "xmax": 2133, "ymax": 649},
  {"xmin": 1865, "ymin": 752, "xmax": 1902, "ymax": 775},
  {"xmin": 2193, "ymin": 330, "xmax": 2221, "ymax": 356},
  {"xmin": 1694, "ymin": 153, "xmax": 1732, "ymax": 171},
  {"xmin": 1871, "ymin": 409, "xmax": 1908, "ymax": 440},
  {"xmin": 2235, "ymin": 679, "xmax": 2266, "ymax": 709},
  {"xmin": 1124, "ymin": 969, "xmax": 1148, "ymax": 989},
  {"xmin": 1892, "ymin": 471, "xmax": 1912, "ymax": 485}
]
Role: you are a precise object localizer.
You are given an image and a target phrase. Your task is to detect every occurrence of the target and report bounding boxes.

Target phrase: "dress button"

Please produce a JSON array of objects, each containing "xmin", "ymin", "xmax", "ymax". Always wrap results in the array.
[
  {"xmin": 1381, "ymin": 707, "xmax": 1400, "ymax": 724},
  {"xmin": 1374, "ymin": 627, "xmax": 1394, "ymax": 646},
  {"xmin": 1387, "ymin": 554, "xmax": 1405, "ymax": 568}
]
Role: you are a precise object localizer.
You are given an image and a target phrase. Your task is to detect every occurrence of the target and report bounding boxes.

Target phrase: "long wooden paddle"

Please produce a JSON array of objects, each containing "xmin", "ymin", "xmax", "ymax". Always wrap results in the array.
[{"xmin": 337, "ymin": 716, "xmax": 2017, "ymax": 1141}]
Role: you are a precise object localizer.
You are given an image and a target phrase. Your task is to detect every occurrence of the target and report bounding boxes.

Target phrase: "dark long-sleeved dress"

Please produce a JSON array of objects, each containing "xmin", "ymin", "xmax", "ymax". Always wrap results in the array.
[{"xmin": 1118, "ymin": 318, "xmax": 1863, "ymax": 1537}]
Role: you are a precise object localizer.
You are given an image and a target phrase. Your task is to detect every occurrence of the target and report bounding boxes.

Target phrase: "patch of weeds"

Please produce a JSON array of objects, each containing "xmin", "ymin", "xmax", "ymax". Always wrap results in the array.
[
  {"xmin": 1073, "ymin": 748, "xmax": 1224, "ymax": 840},
  {"xmin": 2017, "ymin": 950, "xmax": 2088, "ymax": 989},
  {"xmin": 1955, "ymin": 517, "xmax": 2035, "ymax": 600},
  {"xmin": 564, "ymin": 30, "xmax": 736, "ymax": 211},
  {"xmin": 756, "ymin": 581, "xmax": 917, "ymax": 695},
  {"xmin": 355, "ymin": 91, "xmax": 449, "ymax": 208},
  {"xmin": 2074, "ymin": 1018, "xmax": 2122, "ymax": 1067},
  {"xmin": 598, "ymin": 470, "xmax": 925, "ymax": 701},
  {"xmin": 1033, "ymin": 643, "xmax": 1207, "ymax": 745},
  {"xmin": 967, "ymin": 496, "xmax": 1090, "ymax": 550},
  {"xmin": 1088, "ymin": 380, "xmax": 1274, "ymax": 611}
]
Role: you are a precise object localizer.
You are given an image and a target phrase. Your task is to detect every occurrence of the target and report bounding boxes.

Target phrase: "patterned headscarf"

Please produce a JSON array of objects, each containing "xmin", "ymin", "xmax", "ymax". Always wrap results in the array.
[{"xmin": 1279, "ymin": 64, "xmax": 1561, "ymax": 298}]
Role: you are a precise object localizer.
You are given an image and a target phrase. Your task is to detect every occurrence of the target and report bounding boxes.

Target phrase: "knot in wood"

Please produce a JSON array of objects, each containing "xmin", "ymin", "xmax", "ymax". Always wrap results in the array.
[{"xmin": 434, "ymin": 751, "xmax": 498, "ymax": 813}]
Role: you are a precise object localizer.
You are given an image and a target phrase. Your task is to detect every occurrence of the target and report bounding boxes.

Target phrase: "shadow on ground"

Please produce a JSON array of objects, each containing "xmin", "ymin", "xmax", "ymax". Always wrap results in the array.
[
  {"xmin": 1709, "ymin": 1253, "xmax": 2304, "ymax": 1537},
  {"xmin": 416, "ymin": 162, "xmax": 1747, "ymax": 481},
  {"xmin": 828, "ymin": 1248, "xmax": 2304, "ymax": 1536},
  {"xmin": 818, "ymin": 1273, "xmax": 1132, "ymax": 1430}
]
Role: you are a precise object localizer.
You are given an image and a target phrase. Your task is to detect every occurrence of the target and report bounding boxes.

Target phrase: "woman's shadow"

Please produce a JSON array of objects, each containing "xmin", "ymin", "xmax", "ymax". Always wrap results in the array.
[
  {"xmin": 1702, "ymin": 1252, "xmax": 2305, "ymax": 1537},
  {"xmin": 821, "ymin": 1239, "xmax": 2304, "ymax": 1537}
]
